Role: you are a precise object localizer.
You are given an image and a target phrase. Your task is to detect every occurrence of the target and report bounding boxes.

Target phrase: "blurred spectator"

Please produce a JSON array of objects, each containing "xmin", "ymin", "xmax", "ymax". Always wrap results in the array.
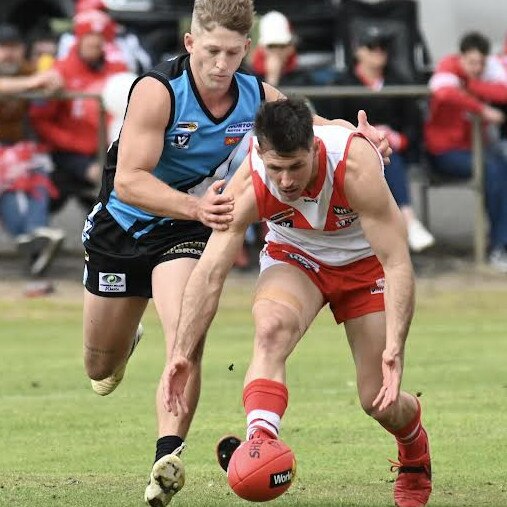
[
  {"xmin": 333, "ymin": 27, "xmax": 434, "ymax": 253},
  {"xmin": 425, "ymin": 31, "xmax": 507, "ymax": 272},
  {"xmin": 57, "ymin": 0, "xmax": 152, "ymax": 74},
  {"xmin": 28, "ymin": 27, "xmax": 58, "ymax": 73},
  {"xmin": 0, "ymin": 23, "xmax": 65, "ymax": 280},
  {"xmin": 250, "ymin": 11, "xmax": 299, "ymax": 87},
  {"xmin": 30, "ymin": 10, "xmax": 128, "ymax": 215}
]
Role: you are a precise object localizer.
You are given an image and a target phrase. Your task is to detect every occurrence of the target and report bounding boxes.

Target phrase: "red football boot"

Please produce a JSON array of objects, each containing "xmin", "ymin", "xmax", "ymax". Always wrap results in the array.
[{"xmin": 390, "ymin": 431, "xmax": 432, "ymax": 507}]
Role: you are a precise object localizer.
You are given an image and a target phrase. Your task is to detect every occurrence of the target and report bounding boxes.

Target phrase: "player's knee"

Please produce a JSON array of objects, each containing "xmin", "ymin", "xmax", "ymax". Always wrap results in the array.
[
  {"xmin": 254, "ymin": 314, "xmax": 298, "ymax": 359},
  {"xmin": 84, "ymin": 355, "xmax": 115, "ymax": 381},
  {"xmin": 358, "ymin": 392, "xmax": 380, "ymax": 418}
]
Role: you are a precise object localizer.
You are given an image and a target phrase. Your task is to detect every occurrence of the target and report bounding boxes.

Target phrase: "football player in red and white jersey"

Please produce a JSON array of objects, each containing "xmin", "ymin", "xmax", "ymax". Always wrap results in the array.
[{"xmin": 164, "ymin": 97, "xmax": 431, "ymax": 507}]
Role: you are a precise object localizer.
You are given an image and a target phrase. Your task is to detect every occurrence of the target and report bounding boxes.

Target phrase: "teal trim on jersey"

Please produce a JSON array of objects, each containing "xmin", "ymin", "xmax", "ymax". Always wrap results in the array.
[{"xmin": 106, "ymin": 57, "xmax": 263, "ymax": 235}]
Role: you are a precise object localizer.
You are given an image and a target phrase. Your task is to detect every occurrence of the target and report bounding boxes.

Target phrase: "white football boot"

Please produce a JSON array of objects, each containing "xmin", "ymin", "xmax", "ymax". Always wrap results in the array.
[{"xmin": 144, "ymin": 443, "xmax": 186, "ymax": 506}]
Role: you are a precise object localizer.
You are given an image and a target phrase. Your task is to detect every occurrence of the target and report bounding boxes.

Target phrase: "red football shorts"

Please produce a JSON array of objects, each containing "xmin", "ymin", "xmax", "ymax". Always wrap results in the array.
[{"xmin": 261, "ymin": 242, "xmax": 385, "ymax": 324}]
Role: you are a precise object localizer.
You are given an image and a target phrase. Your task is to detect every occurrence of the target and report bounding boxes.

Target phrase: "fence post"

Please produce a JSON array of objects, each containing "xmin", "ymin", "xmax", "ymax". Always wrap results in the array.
[
  {"xmin": 97, "ymin": 96, "xmax": 108, "ymax": 170},
  {"xmin": 471, "ymin": 115, "xmax": 487, "ymax": 267}
]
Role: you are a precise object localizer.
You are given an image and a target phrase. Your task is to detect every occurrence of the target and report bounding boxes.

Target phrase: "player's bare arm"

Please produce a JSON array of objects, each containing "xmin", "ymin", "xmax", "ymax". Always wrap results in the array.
[
  {"xmin": 114, "ymin": 77, "xmax": 234, "ymax": 229},
  {"xmin": 164, "ymin": 159, "xmax": 259, "ymax": 414},
  {"xmin": 344, "ymin": 135, "xmax": 415, "ymax": 410}
]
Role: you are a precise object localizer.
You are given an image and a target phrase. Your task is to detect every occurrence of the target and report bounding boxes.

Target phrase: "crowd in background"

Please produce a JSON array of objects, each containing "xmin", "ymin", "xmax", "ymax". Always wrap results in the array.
[{"xmin": 2, "ymin": 0, "xmax": 507, "ymax": 296}]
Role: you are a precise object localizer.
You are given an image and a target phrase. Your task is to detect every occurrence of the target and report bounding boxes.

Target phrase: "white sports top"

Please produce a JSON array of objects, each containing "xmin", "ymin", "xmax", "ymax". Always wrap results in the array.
[{"xmin": 250, "ymin": 125, "xmax": 377, "ymax": 266}]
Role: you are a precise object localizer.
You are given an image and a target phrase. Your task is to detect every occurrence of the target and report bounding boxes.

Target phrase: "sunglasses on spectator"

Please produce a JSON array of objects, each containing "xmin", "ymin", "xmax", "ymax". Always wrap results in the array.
[{"xmin": 266, "ymin": 43, "xmax": 290, "ymax": 49}]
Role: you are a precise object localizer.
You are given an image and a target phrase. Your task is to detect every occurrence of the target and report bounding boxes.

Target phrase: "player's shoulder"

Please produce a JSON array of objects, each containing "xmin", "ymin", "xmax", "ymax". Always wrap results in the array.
[
  {"xmin": 345, "ymin": 134, "xmax": 383, "ymax": 179},
  {"xmin": 313, "ymin": 124, "xmax": 354, "ymax": 140},
  {"xmin": 148, "ymin": 54, "xmax": 188, "ymax": 82}
]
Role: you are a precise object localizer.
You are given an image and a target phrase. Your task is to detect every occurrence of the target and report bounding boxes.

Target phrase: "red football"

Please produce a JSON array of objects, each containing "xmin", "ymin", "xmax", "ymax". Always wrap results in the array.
[{"xmin": 227, "ymin": 437, "xmax": 296, "ymax": 502}]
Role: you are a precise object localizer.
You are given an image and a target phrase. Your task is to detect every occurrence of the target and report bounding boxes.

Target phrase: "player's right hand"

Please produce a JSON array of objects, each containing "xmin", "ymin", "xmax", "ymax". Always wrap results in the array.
[
  {"xmin": 196, "ymin": 179, "xmax": 234, "ymax": 230},
  {"xmin": 163, "ymin": 355, "xmax": 192, "ymax": 416}
]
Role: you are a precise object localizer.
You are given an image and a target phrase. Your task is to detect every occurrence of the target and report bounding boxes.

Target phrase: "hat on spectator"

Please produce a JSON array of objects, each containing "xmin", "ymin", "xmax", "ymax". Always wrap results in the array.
[
  {"xmin": 356, "ymin": 26, "xmax": 392, "ymax": 49},
  {"xmin": 0, "ymin": 24, "xmax": 23, "ymax": 45},
  {"xmin": 74, "ymin": 9, "xmax": 116, "ymax": 41},
  {"xmin": 76, "ymin": 0, "xmax": 106, "ymax": 13},
  {"xmin": 258, "ymin": 11, "xmax": 293, "ymax": 46}
]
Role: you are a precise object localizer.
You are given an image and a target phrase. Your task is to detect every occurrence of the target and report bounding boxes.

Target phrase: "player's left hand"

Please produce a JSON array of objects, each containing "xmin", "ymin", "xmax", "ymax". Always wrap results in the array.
[
  {"xmin": 163, "ymin": 355, "xmax": 193, "ymax": 416},
  {"xmin": 356, "ymin": 110, "xmax": 392, "ymax": 164},
  {"xmin": 372, "ymin": 349, "xmax": 403, "ymax": 412}
]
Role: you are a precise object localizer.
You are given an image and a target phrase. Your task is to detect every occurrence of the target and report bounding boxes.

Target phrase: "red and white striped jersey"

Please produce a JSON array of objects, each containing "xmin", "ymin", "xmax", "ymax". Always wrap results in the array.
[{"xmin": 250, "ymin": 125, "xmax": 376, "ymax": 266}]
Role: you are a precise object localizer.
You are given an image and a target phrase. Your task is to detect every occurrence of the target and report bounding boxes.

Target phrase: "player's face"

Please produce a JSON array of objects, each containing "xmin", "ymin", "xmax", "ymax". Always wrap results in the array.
[
  {"xmin": 258, "ymin": 144, "xmax": 317, "ymax": 202},
  {"xmin": 185, "ymin": 25, "xmax": 250, "ymax": 91},
  {"xmin": 460, "ymin": 49, "xmax": 486, "ymax": 79}
]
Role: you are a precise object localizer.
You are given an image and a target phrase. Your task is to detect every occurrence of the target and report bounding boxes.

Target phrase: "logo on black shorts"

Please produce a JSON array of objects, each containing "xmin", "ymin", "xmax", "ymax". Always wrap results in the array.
[
  {"xmin": 164, "ymin": 241, "xmax": 206, "ymax": 257},
  {"xmin": 99, "ymin": 272, "xmax": 126, "ymax": 293}
]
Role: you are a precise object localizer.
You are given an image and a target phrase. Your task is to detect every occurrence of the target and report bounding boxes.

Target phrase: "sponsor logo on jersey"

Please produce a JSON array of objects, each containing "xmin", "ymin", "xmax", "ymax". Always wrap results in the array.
[
  {"xmin": 286, "ymin": 251, "xmax": 320, "ymax": 272},
  {"xmin": 269, "ymin": 469, "xmax": 293, "ymax": 488},
  {"xmin": 370, "ymin": 277, "xmax": 385, "ymax": 294},
  {"xmin": 225, "ymin": 121, "xmax": 254, "ymax": 134},
  {"xmin": 176, "ymin": 121, "xmax": 198, "ymax": 132},
  {"xmin": 99, "ymin": 272, "xmax": 126, "ymax": 293},
  {"xmin": 164, "ymin": 241, "xmax": 206, "ymax": 257},
  {"xmin": 269, "ymin": 208, "xmax": 294, "ymax": 223},
  {"xmin": 332, "ymin": 205, "xmax": 357, "ymax": 228},
  {"xmin": 303, "ymin": 197, "xmax": 319, "ymax": 203},
  {"xmin": 171, "ymin": 133, "xmax": 191, "ymax": 149},
  {"xmin": 278, "ymin": 220, "xmax": 293, "ymax": 228},
  {"xmin": 224, "ymin": 136, "xmax": 242, "ymax": 145}
]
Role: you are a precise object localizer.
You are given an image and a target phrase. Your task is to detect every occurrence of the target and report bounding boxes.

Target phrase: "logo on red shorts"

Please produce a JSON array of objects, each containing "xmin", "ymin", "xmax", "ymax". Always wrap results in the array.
[{"xmin": 370, "ymin": 277, "xmax": 385, "ymax": 294}]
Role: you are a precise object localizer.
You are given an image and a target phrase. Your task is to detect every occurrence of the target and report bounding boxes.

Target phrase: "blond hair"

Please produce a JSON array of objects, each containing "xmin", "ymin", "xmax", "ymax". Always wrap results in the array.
[{"xmin": 191, "ymin": 0, "xmax": 254, "ymax": 36}]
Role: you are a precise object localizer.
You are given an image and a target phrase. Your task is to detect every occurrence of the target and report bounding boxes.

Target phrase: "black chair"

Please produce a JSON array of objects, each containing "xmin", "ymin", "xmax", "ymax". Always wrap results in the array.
[{"xmin": 333, "ymin": 0, "xmax": 432, "ymax": 83}]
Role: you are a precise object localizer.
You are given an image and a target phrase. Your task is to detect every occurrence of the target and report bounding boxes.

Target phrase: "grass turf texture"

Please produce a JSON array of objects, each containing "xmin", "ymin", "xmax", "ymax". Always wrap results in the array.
[{"xmin": 0, "ymin": 277, "xmax": 506, "ymax": 506}]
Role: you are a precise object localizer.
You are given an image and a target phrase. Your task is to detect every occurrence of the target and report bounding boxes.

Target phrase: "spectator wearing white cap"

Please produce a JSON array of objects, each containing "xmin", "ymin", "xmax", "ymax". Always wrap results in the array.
[{"xmin": 250, "ymin": 11, "xmax": 298, "ymax": 87}]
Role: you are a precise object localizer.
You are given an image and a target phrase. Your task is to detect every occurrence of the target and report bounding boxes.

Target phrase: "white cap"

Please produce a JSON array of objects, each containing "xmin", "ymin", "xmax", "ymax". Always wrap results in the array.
[{"xmin": 258, "ymin": 11, "xmax": 292, "ymax": 46}]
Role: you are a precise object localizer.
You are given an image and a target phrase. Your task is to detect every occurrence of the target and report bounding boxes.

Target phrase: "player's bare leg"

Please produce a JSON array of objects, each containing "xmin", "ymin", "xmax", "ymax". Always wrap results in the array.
[
  {"xmin": 345, "ymin": 312, "xmax": 431, "ymax": 507},
  {"xmin": 145, "ymin": 258, "xmax": 204, "ymax": 506},
  {"xmin": 83, "ymin": 291, "xmax": 148, "ymax": 394},
  {"xmin": 216, "ymin": 264, "xmax": 324, "ymax": 471}
]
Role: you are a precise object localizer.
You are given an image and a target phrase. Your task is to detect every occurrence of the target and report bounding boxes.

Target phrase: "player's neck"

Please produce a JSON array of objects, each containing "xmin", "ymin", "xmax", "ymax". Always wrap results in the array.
[{"xmin": 198, "ymin": 83, "xmax": 235, "ymax": 119}]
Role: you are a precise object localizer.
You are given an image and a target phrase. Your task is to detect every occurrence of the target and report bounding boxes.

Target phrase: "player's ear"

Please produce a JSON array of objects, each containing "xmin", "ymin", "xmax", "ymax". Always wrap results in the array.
[
  {"xmin": 244, "ymin": 37, "xmax": 252, "ymax": 54},
  {"xmin": 184, "ymin": 33, "xmax": 194, "ymax": 53}
]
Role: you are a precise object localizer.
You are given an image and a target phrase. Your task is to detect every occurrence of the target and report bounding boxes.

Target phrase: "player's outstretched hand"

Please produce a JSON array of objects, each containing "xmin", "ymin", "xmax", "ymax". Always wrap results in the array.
[
  {"xmin": 372, "ymin": 349, "xmax": 403, "ymax": 412},
  {"xmin": 163, "ymin": 355, "xmax": 192, "ymax": 416},
  {"xmin": 196, "ymin": 179, "xmax": 234, "ymax": 230},
  {"xmin": 356, "ymin": 110, "xmax": 392, "ymax": 165}
]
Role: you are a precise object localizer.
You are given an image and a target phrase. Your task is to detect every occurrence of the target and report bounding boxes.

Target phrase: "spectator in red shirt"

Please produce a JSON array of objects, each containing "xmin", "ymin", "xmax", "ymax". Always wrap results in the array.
[
  {"xmin": 0, "ymin": 23, "xmax": 65, "ymax": 282},
  {"xmin": 30, "ymin": 10, "xmax": 127, "ymax": 214},
  {"xmin": 425, "ymin": 31, "xmax": 507, "ymax": 272}
]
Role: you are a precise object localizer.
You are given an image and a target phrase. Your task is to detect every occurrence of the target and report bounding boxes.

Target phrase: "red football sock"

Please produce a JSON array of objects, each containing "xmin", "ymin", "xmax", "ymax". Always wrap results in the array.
[
  {"xmin": 388, "ymin": 398, "xmax": 428, "ymax": 461},
  {"xmin": 243, "ymin": 378, "xmax": 288, "ymax": 439}
]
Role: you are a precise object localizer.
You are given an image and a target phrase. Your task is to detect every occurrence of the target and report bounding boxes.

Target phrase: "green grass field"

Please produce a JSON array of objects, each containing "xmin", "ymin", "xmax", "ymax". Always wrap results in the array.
[{"xmin": 1, "ymin": 276, "xmax": 506, "ymax": 506}]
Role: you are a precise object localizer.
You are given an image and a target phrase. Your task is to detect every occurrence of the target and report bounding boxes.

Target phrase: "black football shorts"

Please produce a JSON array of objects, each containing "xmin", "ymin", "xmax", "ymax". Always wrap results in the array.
[{"xmin": 82, "ymin": 203, "xmax": 211, "ymax": 298}]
